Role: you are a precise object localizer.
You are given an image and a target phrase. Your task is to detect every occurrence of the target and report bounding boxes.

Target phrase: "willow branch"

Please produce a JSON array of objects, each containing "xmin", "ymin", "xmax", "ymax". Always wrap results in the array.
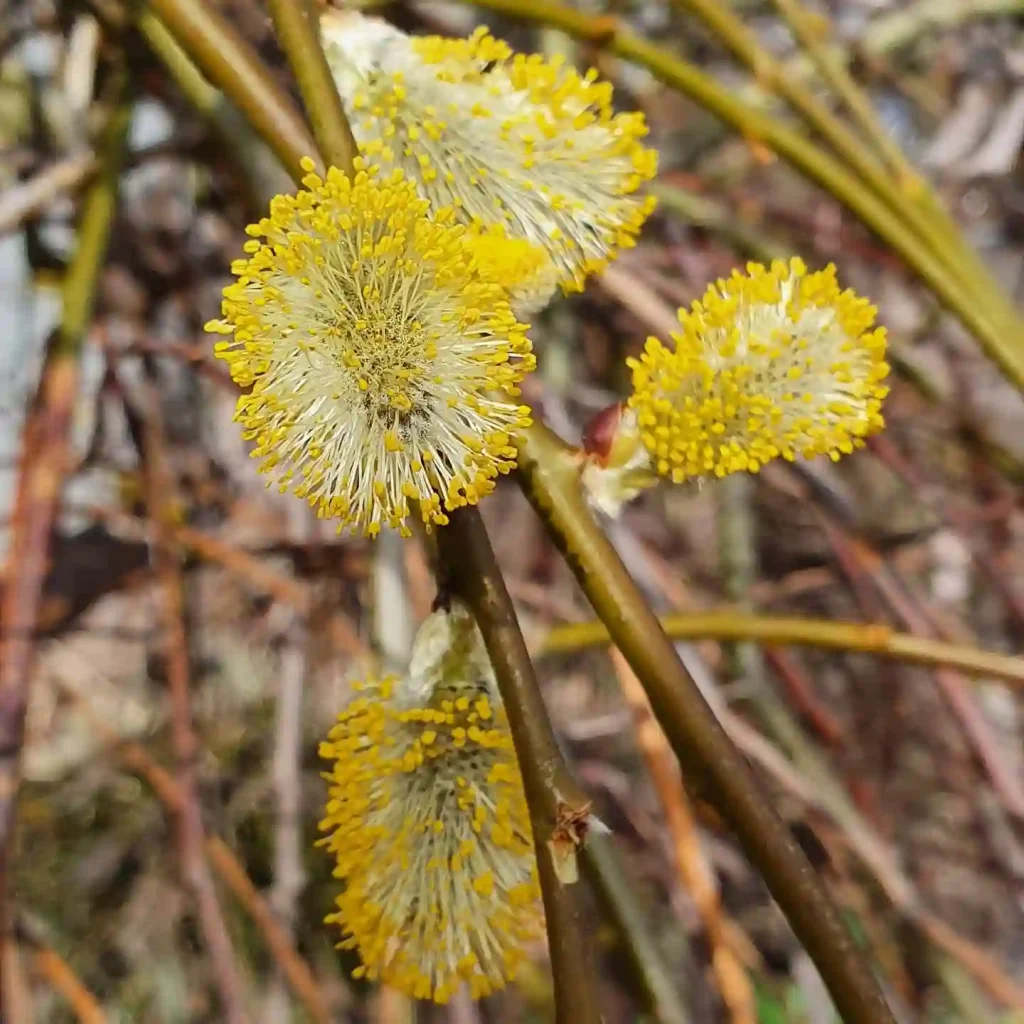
[
  {"xmin": 516, "ymin": 423, "xmax": 894, "ymax": 1024},
  {"xmin": 265, "ymin": 0, "xmax": 356, "ymax": 172},
  {"xmin": 142, "ymin": 0, "xmax": 317, "ymax": 180},
  {"xmin": 539, "ymin": 610, "xmax": 1024, "ymax": 686},
  {"xmin": 761, "ymin": 0, "xmax": 1015, "ymax": 344},
  {"xmin": 436, "ymin": 509, "xmax": 599, "ymax": 1024}
]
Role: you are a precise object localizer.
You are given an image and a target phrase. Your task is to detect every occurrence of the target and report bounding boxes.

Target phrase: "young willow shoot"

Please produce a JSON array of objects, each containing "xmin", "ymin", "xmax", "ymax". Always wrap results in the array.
[
  {"xmin": 318, "ymin": 599, "xmax": 542, "ymax": 1002},
  {"xmin": 583, "ymin": 258, "xmax": 890, "ymax": 514}
]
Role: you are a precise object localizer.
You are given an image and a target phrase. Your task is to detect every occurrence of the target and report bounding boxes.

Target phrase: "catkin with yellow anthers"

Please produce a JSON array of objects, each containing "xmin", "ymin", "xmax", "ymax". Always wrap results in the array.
[
  {"xmin": 321, "ymin": 11, "xmax": 658, "ymax": 302},
  {"xmin": 318, "ymin": 600, "xmax": 542, "ymax": 1002},
  {"xmin": 206, "ymin": 159, "xmax": 543, "ymax": 538},
  {"xmin": 627, "ymin": 258, "xmax": 889, "ymax": 483}
]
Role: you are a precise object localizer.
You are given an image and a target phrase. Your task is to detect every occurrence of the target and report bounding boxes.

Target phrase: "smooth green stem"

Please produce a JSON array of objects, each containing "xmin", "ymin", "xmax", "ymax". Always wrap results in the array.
[
  {"xmin": 761, "ymin": 0, "xmax": 1024, "ymax": 365},
  {"xmin": 143, "ymin": 0, "xmax": 317, "ymax": 181},
  {"xmin": 139, "ymin": 11, "xmax": 291, "ymax": 209},
  {"xmin": 516, "ymin": 423, "xmax": 895, "ymax": 1024},
  {"xmin": 462, "ymin": 0, "xmax": 1024, "ymax": 390},
  {"xmin": 667, "ymin": 0, "xmax": 964, "ymax": 287},
  {"xmin": 59, "ymin": 81, "xmax": 133, "ymax": 353},
  {"xmin": 436, "ymin": 508, "xmax": 599, "ymax": 1024},
  {"xmin": 539, "ymin": 610, "xmax": 1024, "ymax": 686},
  {"xmin": 768, "ymin": 0, "xmax": 918, "ymax": 180},
  {"xmin": 265, "ymin": 0, "xmax": 357, "ymax": 173}
]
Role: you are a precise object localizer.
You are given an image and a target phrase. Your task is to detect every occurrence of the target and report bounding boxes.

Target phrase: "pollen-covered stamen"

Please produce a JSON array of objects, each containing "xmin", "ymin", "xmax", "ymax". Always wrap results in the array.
[
  {"xmin": 206, "ymin": 159, "xmax": 541, "ymax": 538},
  {"xmin": 318, "ymin": 601, "xmax": 542, "ymax": 1003},
  {"xmin": 321, "ymin": 12, "xmax": 658, "ymax": 299},
  {"xmin": 627, "ymin": 257, "xmax": 889, "ymax": 482}
]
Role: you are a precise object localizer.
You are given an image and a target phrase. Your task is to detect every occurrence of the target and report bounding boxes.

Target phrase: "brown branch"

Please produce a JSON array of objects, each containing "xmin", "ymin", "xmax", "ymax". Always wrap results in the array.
[
  {"xmin": 0, "ymin": 77, "xmax": 130, "ymax": 971},
  {"xmin": 17, "ymin": 922, "xmax": 107, "ymax": 1024},
  {"xmin": 436, "ymin": 509, "xmax": 600, "ymax": 1024},
  {"xmin": 128, "ymin": 371, "xmax": 250, "ymax": 1024}
]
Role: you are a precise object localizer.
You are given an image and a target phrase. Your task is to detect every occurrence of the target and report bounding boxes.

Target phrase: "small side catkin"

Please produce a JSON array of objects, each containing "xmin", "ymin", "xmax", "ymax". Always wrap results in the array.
[
  {"xmin": 580, "ymin": 259, "xmax": 889, "ymax": 513},
  {"xmin": 318, "ymin": 600, "xmax": 542, "ymax": 1002},
  {"xmin": 629, "ymin": 258, "xmax": 888, "ymax": 481}
]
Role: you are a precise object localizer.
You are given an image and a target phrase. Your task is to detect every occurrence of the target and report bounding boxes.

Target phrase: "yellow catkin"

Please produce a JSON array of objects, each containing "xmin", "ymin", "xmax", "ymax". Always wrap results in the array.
[
  {"xmin": 626, "ymin": 258, "xmax": 889, "ymax": 483},
  {"xmin": 205, "ymin": 159, "xmax": 544, "ymax": 537},
  {"xmin": 318, "ymin": 601, "xmax": 542, "ymax": 1002},
  {"xmin": 321, "ymin": 12, "xmax": 658, "ymax": 304}
]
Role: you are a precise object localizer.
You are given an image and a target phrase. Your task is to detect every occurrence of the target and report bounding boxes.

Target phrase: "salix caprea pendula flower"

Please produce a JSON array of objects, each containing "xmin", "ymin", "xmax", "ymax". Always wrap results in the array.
[
  {"xmin": 320, "ymin": 10, "xmax": 658, "ymax": 300},
  {"xmin": 627, "ymin": 258, "xmax": 889, "ymax": 483},
  {"xmin": 206, "ymin": 160, "xmax": 543, "ymax": 537},
  {"xmin": 318, "ymin": 599, "xmax": 542, "ymax": 1002},
  {"xmin": 578, "ymin": 259, "xmax": 889, "ymax": 514}
]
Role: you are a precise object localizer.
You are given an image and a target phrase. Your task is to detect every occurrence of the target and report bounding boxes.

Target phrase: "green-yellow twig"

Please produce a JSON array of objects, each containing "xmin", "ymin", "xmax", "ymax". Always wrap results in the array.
[
  {"xmin": 762, "ymin": 0, "xmax": 1023, "ymax": 374},
  {"xmin": 768, "ymin": 0, "xmax": 919, "ymax": 183},
  {"xmin": 142, "ymin": 0, "xmax": 317, "ymax": 181},
  {"xmin": 460, "ymin": 0, "xmax": 1024, "ymax": 391},
  {"xmin": 264, "ymin": 0, "xmax": 356, "ymax": 173},
  {"xmin": 516, "ymin": 423, "xmax": 895, "ymax": 1024},
  {"xmin": 539, "ymin": 610, "xmax": 1024, "ymax": 687}
]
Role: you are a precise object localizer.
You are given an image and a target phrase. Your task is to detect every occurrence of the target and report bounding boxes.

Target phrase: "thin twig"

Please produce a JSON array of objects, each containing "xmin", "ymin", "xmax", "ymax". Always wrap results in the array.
[
  {"xmin": 265, "ymin": 0, "xmax": 357, "ymax": 172},
  {"xmin": 581, "ymin": 834, "xmax": 692, "ymax": 1024},
  {"xmin": 666, "ymin": 0, "xmax": 1023, "ymax": 366},
  {"xmin": 142, "ymin": 0, "xmax": 317, "ymax": 181},
  {"xmin": 539, "ymin": 610, "xmax": 1024, "ymax": 686},
  {"xmin": 17, "ymin": 922, "xmax": 107, "ymax": 1024},
  {"xmin": 0, "ymin": 74, "xmax": 130, "ymax": 970},
  {"xmin": 0, "ymin": 153, "xmax": 97, "ymax": 235},
  {"xmin": 516, "ymin": 423, "xmax": 895, "ymax": 1024},
  {"xmin": 437, "ymin": 508, "xmax": 600, "ymax": 1024},
  {"xmin": 768, "ymin": 0, "xmax": 918, "ymax": 182},
  {"xmin": 610, "ymin": 649, "xmax": 755, "ymax": 1024},
  {"xmin": 128, "ymin": 371, "xmax": 250, "ymax": 1024}
]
